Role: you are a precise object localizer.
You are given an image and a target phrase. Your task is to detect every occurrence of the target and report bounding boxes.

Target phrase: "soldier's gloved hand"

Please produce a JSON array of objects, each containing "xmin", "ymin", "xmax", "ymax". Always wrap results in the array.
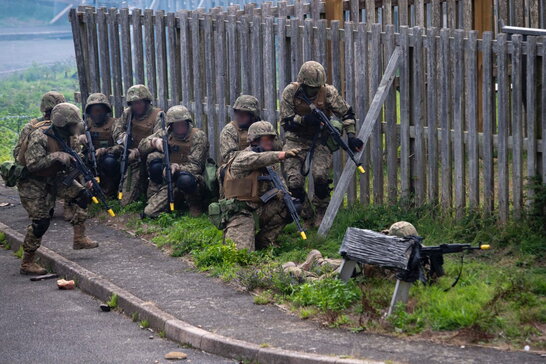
[
  {"xmin": 127, "ymin": 148, "xmax": 140, "ymax": 163},
  {"xmin": 282, "ymin": 117, "xmax": 300, "ymax": 132},
  {"xmin": 347, "ymin": 133, "xmax": 364, "ymax": 153},
  {"xmin": 302, "ymin": 113, "xmax": 322, "ymax": 127},
  {"xmin": 284, "ymin": 148, "xmax": 302, "ymax": 159},
  {"xmin": 78, "ymin": 134, "xmax": 88, "ymax": 145},
  {"xmin": 50, "ymin": 152, "xmax": 74, "ymax": 167},
  {"xmin": 95, "ymin": 148, "xmax": 107, "ymax": 159},
  {"xmin": 152, "ymin": 137, "xmax": 164, "ymax": 152},
  {"xmin": 116, "ymin": 132, "xmax": 127, "ymax": 145},
  {"xmin": 170, "ymin": 163, "xmax": 181, "ymax": 175}
]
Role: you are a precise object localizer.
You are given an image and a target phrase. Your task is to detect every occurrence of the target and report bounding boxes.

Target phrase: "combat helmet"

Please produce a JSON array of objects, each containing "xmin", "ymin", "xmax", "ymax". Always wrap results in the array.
[
  {"xmin": 40, "ymin": 91, "xmax": 66, "ymax": 113},
  {"xmin": 248, "ymin": 121, "xmax": 276, "ymax": 142},
  {"xmin": 51, "ymin": 103, "xmax": 82, "ymax": 128},
  {"xmin": 126, "ymin": 84, "xmax": 153, "ymax": 104},
  {"xmin": 85, "ymin": 93, "xmax": 112, "ymax": 114},
  {"xmin": 233, "ymin": 95, "xmax": 260, "ymax": 119},
  {"xmin": 166, "ymin": 105, "xmax": 193, "ymax": 126},
  {"xmin": 297, "ymin": 61, "xmax": 326, "ymax": 87},
  {"xmin": 388, "ymin": 221, "xmax": 418, "ymax": 238}
]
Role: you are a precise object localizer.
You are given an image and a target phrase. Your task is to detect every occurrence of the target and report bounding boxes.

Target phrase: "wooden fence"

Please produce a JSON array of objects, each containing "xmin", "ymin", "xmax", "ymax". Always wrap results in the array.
[{"xmin": 69, "ymin": 6, "xmax": 545, "ymax": 221}]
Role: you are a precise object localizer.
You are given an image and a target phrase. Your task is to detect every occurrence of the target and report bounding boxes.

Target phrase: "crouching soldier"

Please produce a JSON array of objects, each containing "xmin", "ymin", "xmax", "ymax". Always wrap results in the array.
[
  {"xmin": 113, "ymin": 84, "xmax": 162, "ymax": 206},
  {"xmin": 17, "ymin": 103, "xmax": 98, "ymax": 275},
  {"xmin": 79, "ymin": 93, "xmax": 120, "ymax": 197},
  {"xmin": 140, "ymin": 106, "xmax": 209, "ymax": 218},
  {"xmin": 219, "ymin": 121, "xmax": 301, "ymax": 251}
]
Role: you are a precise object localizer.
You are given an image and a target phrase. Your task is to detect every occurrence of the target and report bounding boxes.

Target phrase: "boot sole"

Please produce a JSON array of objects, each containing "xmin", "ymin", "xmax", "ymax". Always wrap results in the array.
[{"xmin": 73, "ymin": 245, "xmax": 99, "ymax": 250}]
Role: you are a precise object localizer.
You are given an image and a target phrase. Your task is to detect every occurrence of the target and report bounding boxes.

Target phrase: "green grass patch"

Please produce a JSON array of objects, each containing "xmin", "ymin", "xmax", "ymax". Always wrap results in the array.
[
  {"xmin": 107, "ymin": 294, "xmax": 118, "ymax": 309},
  {"xmin": 14, "ymin": 246, "xmax": 24, "ymax": 259}
]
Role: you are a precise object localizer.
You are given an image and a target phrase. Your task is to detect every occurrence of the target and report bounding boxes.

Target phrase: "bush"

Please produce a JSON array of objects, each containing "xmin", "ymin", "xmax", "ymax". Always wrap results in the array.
[{"xmin": 292, "ymin": 278, "xmax": 361, "ymax": 314}]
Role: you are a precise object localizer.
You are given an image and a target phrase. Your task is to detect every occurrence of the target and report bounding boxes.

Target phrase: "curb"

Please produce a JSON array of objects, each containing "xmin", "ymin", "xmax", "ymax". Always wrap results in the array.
[{"xmin": 0, "ymin": 222, "xmax": 382, "ymax": 364}]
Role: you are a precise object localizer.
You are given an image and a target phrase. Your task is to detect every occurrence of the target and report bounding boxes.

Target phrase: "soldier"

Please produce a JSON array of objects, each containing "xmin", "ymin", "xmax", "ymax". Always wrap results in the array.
[
  {"xmin": 79, "ymin": 93, "xmax": 120, "ymax": 196},
  {"xmin": 221, "ymin": 121, "xmax": 301, "ymax": 251},
  {"xmin": 17, "ymin": 103, "xmax": 98, "ymax": 275},
  {"xmin": 219, "ymin": 95, "xmax": 261, "ymax": 165},
  {"xmin": 279, "ymin": 61, "xmax": 363, "ymax": 227},
  {"xmin": 112, "ymin": 84, "xmax": 162, "ymax": 206},
  {"xmin": 13, "ymin": 91, "xmax": 65, "ymax": 161},
  {"xmin": 140, "ymin": 106, "xmax": 209, "ymax": 218}
]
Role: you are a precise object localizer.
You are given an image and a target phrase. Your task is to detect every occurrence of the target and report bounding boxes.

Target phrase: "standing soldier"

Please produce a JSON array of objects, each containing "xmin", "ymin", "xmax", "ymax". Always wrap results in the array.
[
  {"xmin": 112, "ymin": 84, "xmax": 162, "ymax": 206},
  {"xmin": 219, "ymin": 95, "xmax": 261, "ymax": 165},
  {"xmin": 220, "ymin": 121, "xmax": 301, "ymax": 251},
  {"xmin": 80, "ymin": 93, "xmax": 119, "ymax": 196},
  {"xmin": 140, "ymin": 106, "xmax": 209, "ymax": 218},
  {"xmin": 279, "ymin": 61, "xmax": 363, "ymax": 227},
  {"xmin": 13, "ymin": 91, "xmax": 65, "ymax": 161},
  {"xmin": 17, "ymin": 103, "xmax": 98, "ymax": 275}
]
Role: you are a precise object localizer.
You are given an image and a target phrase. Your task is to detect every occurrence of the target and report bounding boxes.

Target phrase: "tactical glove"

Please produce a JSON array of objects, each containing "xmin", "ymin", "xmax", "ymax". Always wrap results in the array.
[
  {"xmin": 284, "ymin": 148, "xmax": 302, "ymax": 159},
  {"xmin": 127, "ymin": 148, "xmax": 140, "ymax": 163},
  {"xmin": 152, "ymin": 137, "xmax": 164, "ymax": 152},
  {"xmin": 347, "ymin": 133, "xmax": 364, "ymax": 152},
  {"xmin": 50, "ymin": 152, "xmax": 73, "ymax": 167},
  {"xmin": 302, "ymin": 112, "xmax": 322, "ymax": 127},
  {"xmin": 95, "ymin": 148, "xmax": 107, "ymax": 159}
]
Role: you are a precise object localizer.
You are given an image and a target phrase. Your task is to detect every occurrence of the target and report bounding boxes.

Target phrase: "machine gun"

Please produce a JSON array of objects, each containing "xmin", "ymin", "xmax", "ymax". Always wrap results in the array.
[
  {"xmin": 295, "ymin": 88, "xmax": 365, "ymax": 174},
  {"xmin": 259, "ymin": 166, "xmax": 307, "ymax": 240},
  {"xmin": 160, "ymin": 112, "xmax": 175, "ymax": 212},
  {"xmin": 48, "ymin": 129, "xmax": 115, "ymax": 217},
  {"xmin": 117, "ymin": 112, "xmax": 132, "ymax": 200},
  {"xmin": 82, "ymin": 114, "xmax": 99, "ymax": 182}
]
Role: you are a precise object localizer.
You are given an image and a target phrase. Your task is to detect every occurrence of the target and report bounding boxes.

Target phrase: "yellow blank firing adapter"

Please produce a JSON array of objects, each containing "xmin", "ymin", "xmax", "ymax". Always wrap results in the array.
[
  {"xmin": 91, "ymin": 196, "xmax": 99, "ymax": 204},
  {"xmin": 118, "ymin": 192, "xmax": 123, "ymax": 200},
  {"xmin": 480, "ymin": 244, "xmax": 491, "ymax": 250},
  {"xmin": 107, "ymin": 209, "xmax": 116, "ymax": 217},
  {"xmin": 357, "ymin": 165, "xmax": 365, "ymax": 174},
  {"xmin": 95, "ymin": 177, "xmax": 100, "ymax": 183},
  {"xmin": 169, "ymin": 203, "xmax": 175, "ymax": 211},
  {"xmin": 300, "ymin": 231, "xmax": 307, "ymax": 240}
]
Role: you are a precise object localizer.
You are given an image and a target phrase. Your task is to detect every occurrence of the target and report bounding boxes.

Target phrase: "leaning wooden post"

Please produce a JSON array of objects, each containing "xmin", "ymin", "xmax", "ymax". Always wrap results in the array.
[
  {"xmin": 318, "ymin": 47, "xmax": 401, "ymax": 236},
  {"xmin": 324, "ymin": 0, "xmax": 343, "ymax": 83}
]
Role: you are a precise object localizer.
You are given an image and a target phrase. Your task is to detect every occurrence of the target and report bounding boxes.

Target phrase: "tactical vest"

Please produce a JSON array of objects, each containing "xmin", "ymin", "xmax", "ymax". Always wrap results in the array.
[
  {"xmin": 230, "ymin": 121, "xmax": 249, "ymax": 150},
  {"xmin": 88, "ymin": 116, "xmax": 115, "ymax": 149},
  {"xmin": 132, "ymin": 107, "xmax": 160, "ymax": 148},
  {"xmin": 223, "ymin": 159, "xmax": 262, "ymax": 203},
  {"xmin": 168, "ymin": 129, "xmax": 194, "ymax": 164},
  {"xmin": 291, "ymin": 82, "xmax": 331, "ymax": 139},
  {"xmin": 16, "ymin": 119, "xmax": 52, "ymax": 166}
]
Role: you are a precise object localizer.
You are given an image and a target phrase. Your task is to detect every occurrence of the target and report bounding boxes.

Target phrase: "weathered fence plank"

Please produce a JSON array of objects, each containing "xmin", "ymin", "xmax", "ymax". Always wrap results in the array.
[
  {"xmin": 179, "ymin": 11, "xmax": 191, "ymax": 107},
  {"xmin": 132, "ymin": 8, "xmax": 145, "ymax": 85},
  {"xmin": 356, "ymin": 23, "xmax": 370, "ymax": 204},
  {"xmin": 399, "ymin": 26, "xmax": 410, "ymax": 199},
  {"xmin": 511, "ymin": 34, "xmax": 523, "ymax": 217},
  {"xmin": 481, "ymin": 31, "xmax": 494, "ymax": 213},
  {"xmin": 345, "ymin": 22, "xmax": 356, "ymax": 204},
  {"xmin": 263, "ymin": 17, "xmax": 277, "ymax": 126},
  {"xmin": 426, "ymin": 27, "xmax": 438, "ymax": 204},
  {"xmin": 155, "ymin": 10, "xmax": 168, "ymax": 110},
  {"xmin": 370, "ymin": 23, "xmax": 383, "ymax": 205},
  {"xmin": 144, "ymin": 9, "xmax": 157, "ymax": 98},
  {"xmin": 412, "ymin": 26, "xmax": 425, "ymax": 206},
  {"xmin": 107, "ymin": 8, "xmax": 123, "ymax": 114},
  {"xmin": 97, "ymin": 8, "xmax": 111, "ymax": 98},
  {"xmin": 439, "ymin": 28, "xmax": 452, "ymax": 209},
  {"xmin": 120, "ymin": 8, "xmax": 133, "ymax": 94},
  {"xmin": 497, "ymin": 33, "xmax": 509, "ymax": 222},
  {"xmin": 466, "ymin": 30, "xmax": 478, "ymax": 208},
  {"xmin": 453, "ymin": 30, "xmax": 465, "ymax": 215}
]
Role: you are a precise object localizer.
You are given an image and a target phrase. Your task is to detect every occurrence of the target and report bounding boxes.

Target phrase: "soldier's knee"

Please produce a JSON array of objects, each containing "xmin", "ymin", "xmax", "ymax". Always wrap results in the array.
[
  {"xmin": 314, "ymin": 180, "xmax": 332, "ymax": 200},
  {"xmin": 148, "ymin": 159, "xmax": 163, "ymax": 185},
  {"xmin": 31, "ymin": 218, "xmax": 50, "ymax": 237},
  {"xmin": 175, "ymin": 172, "xmax": 197, "ymax": 194},
  {"xmin": 100, "ymin": 154, "xmax": 120, "ymax": 175}
]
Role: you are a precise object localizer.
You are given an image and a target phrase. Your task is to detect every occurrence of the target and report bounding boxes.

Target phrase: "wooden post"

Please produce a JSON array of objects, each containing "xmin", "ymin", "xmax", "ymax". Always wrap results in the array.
[
  {"xmin": 474, "ymin": 0, "xmax": 493, "ymax": 131},
  {"xmin": 325, "ymin": 0, "xmax": 343, "ymax": 84}
]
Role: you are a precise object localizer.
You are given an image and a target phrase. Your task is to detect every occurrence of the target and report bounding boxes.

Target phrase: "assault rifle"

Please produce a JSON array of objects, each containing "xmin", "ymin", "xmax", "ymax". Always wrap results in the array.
[
  {"xmin": 295, "ymin": 88, "xmax": 365, "ymax": 174},
  {"xmin": 259, "ymin": 167, "xmax": 307, "ymax": 240},
  {"xmin": 117, "ymin": 112, "xmax": 132, "ymax": 200},
  {"xmin": 160, "ymin": 112, "xmax": 174, "ymax": 212},
  {"xmin": 82, "ymin": 114, "xmax": 99, "ymax": 182},
  {"xmin": 49, "ymin": 129, "xmax": 115, "ymax": 217}
]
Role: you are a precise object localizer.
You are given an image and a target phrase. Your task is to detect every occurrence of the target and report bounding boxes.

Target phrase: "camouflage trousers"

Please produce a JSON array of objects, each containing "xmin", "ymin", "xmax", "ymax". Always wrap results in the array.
[
  {"xmin": 120, "ymin": 161, "xmax": 148, "ymax": 206},
  {"xmin": 283, "ymin": 137, "xmax": 332, "ymax": 216},
  {"xmin": 18, "ymin": 176, "xmax": 86, "ymax": 252},
  {"xmin": 144, "ymin": 178, "xmax": 204, "ymax": 218},
  {"xmin": 224, "ymin": 198, "xmax": 289, "ymax": 251}
]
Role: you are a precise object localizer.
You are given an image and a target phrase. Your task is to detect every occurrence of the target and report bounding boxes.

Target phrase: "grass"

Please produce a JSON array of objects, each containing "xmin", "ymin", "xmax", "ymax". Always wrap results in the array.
[
  {"xmin": 14, "ymin": 246, "xmax": 24, "ymax": 259},
  {"xmin": 107, "ymin": 294, "xmax": 119, "ymax": 309},
  {"xmin": 139, "ymin": 319, "xmax": 150, "ymax": 329}
]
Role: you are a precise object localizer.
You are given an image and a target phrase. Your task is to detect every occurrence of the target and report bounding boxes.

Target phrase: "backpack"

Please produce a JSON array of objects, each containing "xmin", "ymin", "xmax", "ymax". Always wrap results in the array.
[{"xmin": 0, "ymin": 161, "xmax": 27, "ymax": 187}]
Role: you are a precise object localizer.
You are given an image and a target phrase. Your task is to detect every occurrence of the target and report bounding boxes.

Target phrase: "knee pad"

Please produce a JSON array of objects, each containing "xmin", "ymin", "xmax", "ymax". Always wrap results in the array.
[
  {"xmin": 148, "ymin": 159, "xmax": 164, "ymax": 185},
  {"xmin": 289, "ymin": 187, "xmax": 307, "ymax": 204},
  {"xmin": 314, "ymin": 180, "xmax": 332, "ymax": 200},
  {"xmin": 176, "ymin": 172, "xmax": 197, "ymax": 193},
  {"xmin": 74, "ymin": 189, "xmax": 91, "ymax": 209},
  {"xmin": 31, "ymin": 218, "xmax": 50, "ymax": 238},
  {"xmin": 100, "ymin": 154, "xmax": 120, "ymax": 175}
]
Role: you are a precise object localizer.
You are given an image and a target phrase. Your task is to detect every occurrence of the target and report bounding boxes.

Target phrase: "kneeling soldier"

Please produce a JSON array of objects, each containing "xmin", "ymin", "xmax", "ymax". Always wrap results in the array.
[
  {"xmin": 17, "ymin": 103, "xmax": 98, "ymax": 275},
  {"xmin": 221, "ymin": 121, "xmax": 301, "ymax": 251},
  {"xmin": 140, "ymin": 106, "xmax": 209, "ymax": 218},
  {"xmin": 80, "ymin": 93, "xmax": 120, "ymax": 197}
]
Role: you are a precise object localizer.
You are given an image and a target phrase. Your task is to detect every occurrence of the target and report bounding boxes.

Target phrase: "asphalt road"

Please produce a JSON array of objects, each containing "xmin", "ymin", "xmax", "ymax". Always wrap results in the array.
[{"xmin": 0, "ymin": 248, "xmax": 236, "ymax": 364}]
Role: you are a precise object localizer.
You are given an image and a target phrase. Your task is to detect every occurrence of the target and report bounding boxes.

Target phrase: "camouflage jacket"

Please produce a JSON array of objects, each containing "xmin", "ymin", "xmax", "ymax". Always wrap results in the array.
[
  {"xmin": 112, "ymin": 105, "xmax": 162, "ymax": 147},
  {"xmin": 139, "ymin": 128, "xmax": 209, "ymax": 176},
  {"xmin": 231, "ymin": 148, "xmax": 287, "ymax": 187},
  {"xmin": 13, "ymin": 117, "xmax": 49, "ymax": 160},
  {"xmin": 279, "ymin": 83, "xmax": 356, "ymax": 139}
]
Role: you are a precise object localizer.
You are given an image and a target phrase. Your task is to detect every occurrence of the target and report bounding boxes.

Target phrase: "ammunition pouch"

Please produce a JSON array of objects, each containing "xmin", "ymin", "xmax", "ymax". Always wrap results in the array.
[
  {"xmin": 208, "ymin": 198, "xmax": 247, "ymax": 230},
  {"xmin": 203, "ymin": 158, "xmax": 219, "ymax": 201},
  {"xmin": 0, "ymin": 161, "xmax": 27, "ymax": 187},
  {"xmin": 324, "ymin": 119, "xmax": 343, "ymax": 152}
]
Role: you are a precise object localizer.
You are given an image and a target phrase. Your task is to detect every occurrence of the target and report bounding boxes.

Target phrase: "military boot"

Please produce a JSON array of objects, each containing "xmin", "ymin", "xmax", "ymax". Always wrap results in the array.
[
  {"xmin": 20, "ymin": 251, "xmax": 47, "ymax": 275},
  {"xmin": 73, "ymin": 223, "xmax": 98, "ymax": 250}
]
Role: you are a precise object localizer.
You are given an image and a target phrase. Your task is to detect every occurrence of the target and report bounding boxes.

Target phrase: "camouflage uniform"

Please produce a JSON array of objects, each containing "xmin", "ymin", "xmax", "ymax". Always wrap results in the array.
[
  {"xmin": 13, "ymin": 91, "xmax": 65, "ymax": 161},
  {"xmin": 17, "ymin": 103, "xmax": 98, "ymax": 275},
  {"xmin": 222, "ymin": 122, "xmax": 296, "ymax": 251},
  {"xmin": 82, "ymin": 93, "xmax": 119, "ymax": 196},
  {"xmin": 279, "ymin": 61, "xmax": 358, "ymax": 226},
  {"xmin": 112, "ymin": 85, "xmax": 162, "ymax": 206},
  {"xmin": 140, "ymin": 106, "xmax": 209, "ymax": 217}
]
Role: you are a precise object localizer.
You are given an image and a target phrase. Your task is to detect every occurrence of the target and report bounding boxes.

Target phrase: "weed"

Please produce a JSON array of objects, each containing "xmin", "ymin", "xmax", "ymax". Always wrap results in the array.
[
  {"xmin": 14, "ymin": 246, "xmax": 23, "ymax": 259},
  {"xmin": 107, "ymin": 294, "xmax": 118, "ymax": 309},
  {"xmin": 139, "ymin": 320, "xmax": 150, "ymax": 329},
  {"xmin": 253, "ymin": 291, "xmax": 273, "ymax": 305},
  {"xmin": 131, "ymin": 312, "xmax": 139, "ymax": 322},
  {"xmin": 158, "ymin": 330, "xmax": 166, "ymax": 339}
]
